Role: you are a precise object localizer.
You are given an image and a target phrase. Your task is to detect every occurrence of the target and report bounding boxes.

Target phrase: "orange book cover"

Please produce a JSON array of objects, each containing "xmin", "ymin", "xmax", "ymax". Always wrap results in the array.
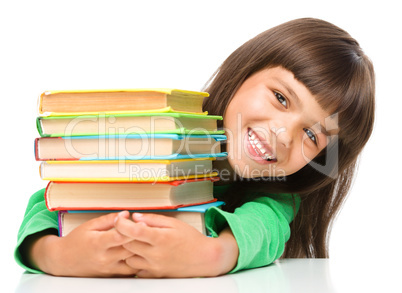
[{"xmin": 45, "ymin": 178, "xmax": 219, "ymax": 211}]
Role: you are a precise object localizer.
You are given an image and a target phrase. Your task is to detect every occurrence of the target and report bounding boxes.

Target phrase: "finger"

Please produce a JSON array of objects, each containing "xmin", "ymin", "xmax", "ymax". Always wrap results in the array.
[
  {"xmin": 115, "ymin": 214, "xmax": 156, "ymax": 244},
  {"xmin": 135, "ymin": 270, "xmax": 156, "ymax": 278},
  {"xmin": 124, "ymin": 255, "xmax": 150, "ymax": 273},
  {"xmin": 98, "ymin": 246, "xmax": 138, "ymax": 277},
  {"xmin": 112, "ymin": 261, "xmax": 139, "ymax": 277},
  {"xmin": 123, "ymin": 239, "xmax": 151, "ymax": 256},
  {"xmin": 108, "ymin": 245, "xmax": 136, "ymax": 262},
  {"xmin": 86, "ymin": 211, "xmax": 129, "ymax": 231},
  {"xmin": 132, "ymin": 212, "xmax": 175, "ymax": 228},
  {"xmin": 99, "ymin": 228, "xmax": 133, "ymax": 248}
]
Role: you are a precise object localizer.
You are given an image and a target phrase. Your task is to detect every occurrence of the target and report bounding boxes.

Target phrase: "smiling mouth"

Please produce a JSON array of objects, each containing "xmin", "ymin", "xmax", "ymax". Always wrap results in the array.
[{"xmin": 248, "ymin": 128, "xmax": 277, "ymax": 162}]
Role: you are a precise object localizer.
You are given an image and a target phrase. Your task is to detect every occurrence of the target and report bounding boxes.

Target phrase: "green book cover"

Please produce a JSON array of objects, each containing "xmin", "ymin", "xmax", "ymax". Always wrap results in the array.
[{"xmin": 37, "ymin": 112, "xmax": 224, "ymax": 137}]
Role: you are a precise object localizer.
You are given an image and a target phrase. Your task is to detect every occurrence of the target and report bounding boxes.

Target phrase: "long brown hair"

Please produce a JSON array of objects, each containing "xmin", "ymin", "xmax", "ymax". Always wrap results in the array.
[{"xmin": 203, "ymin": 18, "xmax": 375, "ymax": 258}]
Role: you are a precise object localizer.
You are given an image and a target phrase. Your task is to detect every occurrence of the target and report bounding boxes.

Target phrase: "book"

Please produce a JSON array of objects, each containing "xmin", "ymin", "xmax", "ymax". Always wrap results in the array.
[
  {"xmin": 58, "ymin": 201, "xmax": 224, "ymax": 236},
  {"xmin": 46, "ymin": 179, "xmax": 219, "ymax": 211},
  {"xmin": 34, "ymin": 134, "xmax": 227, "ymax": 161},
  {"xmin": 38, "ymin": 88, "xmax": 209, "ymax": 116},
  {"xmin": 39, "ymin": 158, "xmax": 217, "ymax": 182},
  {"xmin": 36, "ymin": 112, "xmax": 224, "ymax": 137}
]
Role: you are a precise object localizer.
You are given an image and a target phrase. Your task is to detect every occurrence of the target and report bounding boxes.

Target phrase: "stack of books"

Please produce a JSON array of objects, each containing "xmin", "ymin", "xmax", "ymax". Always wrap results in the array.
[{"xmin": 34, "ymin": 88, "xmax": 227, "ymax": 236}]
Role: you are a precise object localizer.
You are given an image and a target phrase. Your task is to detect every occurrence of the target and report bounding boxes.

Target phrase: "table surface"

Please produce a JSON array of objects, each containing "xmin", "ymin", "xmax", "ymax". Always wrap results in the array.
[{"xmin": 11, "ymin": 258, "xmax": 400, "ymax": 293}]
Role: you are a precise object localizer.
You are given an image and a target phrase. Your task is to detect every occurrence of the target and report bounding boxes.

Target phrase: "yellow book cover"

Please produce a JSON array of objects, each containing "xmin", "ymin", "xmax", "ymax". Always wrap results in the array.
[
  {"xmin": 38, "ymin": 88, "xmax": 209, "ymax": 116},
  {"xmin": 42, "ymin": 173, "xmax": 219, "ymax": 182},
  {"xmin": 40, "ymin": 158, "xmax": 218, "ymax": 182}
]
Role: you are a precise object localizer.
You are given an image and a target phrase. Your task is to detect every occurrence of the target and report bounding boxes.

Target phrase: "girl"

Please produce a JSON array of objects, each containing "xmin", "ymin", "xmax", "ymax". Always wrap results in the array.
[{"xmin": 15, "ymin": 18, "xmax": 375, "ymax": 277}]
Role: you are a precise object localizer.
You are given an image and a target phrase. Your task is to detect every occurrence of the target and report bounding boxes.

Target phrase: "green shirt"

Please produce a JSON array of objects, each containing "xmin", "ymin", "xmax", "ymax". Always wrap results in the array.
[{"xmin": 15, "ymin": 187, "xmax": 299, "ymax": 274}]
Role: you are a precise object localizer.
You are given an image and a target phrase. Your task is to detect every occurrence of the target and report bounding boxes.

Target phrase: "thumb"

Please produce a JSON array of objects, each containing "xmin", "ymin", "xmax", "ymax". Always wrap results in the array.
[
  {"xmin": 87, "ymin": 211, "xmax": 130, "ymax": 231},
  {"xmin": 132, "ymin": 212, "xmax": 174, "ymax": 228}
]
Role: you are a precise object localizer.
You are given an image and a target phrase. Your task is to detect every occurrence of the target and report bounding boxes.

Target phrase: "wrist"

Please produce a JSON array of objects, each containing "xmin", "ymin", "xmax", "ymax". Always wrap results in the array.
[
  {"xmin": 20, "ymin": 229, "xmax": 58, "ymax": 273},
  {"xmin": 31, "ymin": 233, "xmax": 63, "ymax": 275},
  {"xmin": 203, "ymin": 227, "xmax": 239, "ymax": 276}
]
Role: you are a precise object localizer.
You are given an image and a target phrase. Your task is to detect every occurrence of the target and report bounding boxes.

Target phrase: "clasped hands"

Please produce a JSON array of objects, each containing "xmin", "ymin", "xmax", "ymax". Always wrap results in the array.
[
  {"xmin": 113, "ymin": 210, "xmax": 220, "ymax": 278},
  {"xmin": 35, "ymin": 211, "xmax": 237, "ymax": 278}
]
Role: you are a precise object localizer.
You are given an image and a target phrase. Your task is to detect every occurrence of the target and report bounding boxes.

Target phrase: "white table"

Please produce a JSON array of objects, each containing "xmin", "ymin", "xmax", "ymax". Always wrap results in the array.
[{"xmin": 12, "ymin": 258, "xmax": 400, "ymax": 293}]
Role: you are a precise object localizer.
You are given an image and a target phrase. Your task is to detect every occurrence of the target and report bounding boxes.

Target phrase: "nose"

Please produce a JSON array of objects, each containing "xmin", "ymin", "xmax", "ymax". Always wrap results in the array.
[
  {"xmin": 272, "ymin": 126, "xmax": 291, "ymax": 148},
  {"xmin": 271, "ymin": 116, "xmax": 300, "ymax": 149}
]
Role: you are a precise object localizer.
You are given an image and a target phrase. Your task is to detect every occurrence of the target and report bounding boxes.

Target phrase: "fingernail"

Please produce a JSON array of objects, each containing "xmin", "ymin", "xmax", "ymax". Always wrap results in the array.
[
  {"xmin": 114, "ymin": 211, "xmax": 126, "ymax": 224},
  {"xmin": 133, "ymin": 212, "xmax": 143, "ymax": 219}
]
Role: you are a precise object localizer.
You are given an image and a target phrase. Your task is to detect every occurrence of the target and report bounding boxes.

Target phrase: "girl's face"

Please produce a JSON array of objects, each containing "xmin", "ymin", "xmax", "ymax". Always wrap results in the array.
[{"xmin": 224, "ymin": 66, "xmax": 336, "ymax": 178}]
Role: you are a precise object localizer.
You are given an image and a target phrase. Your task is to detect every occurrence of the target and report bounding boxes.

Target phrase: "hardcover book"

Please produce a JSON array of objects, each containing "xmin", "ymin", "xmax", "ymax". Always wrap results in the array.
[
  {"xmin": 39, "ymin": 158, "xmax": 217, "ymax": 182},
  {"xmin": 38, "ymin": 88, "xmax": 209, "ymax": 116},
  {"xmin": 34, "ymin": 134, "xmax": 227, "ymax": 161},
  {"xmin": 58, "ymin": 201, "xmax": 225, "ymax": 236},
  {"xmin": 46, "ymin": 179, "xmax": 219, "ymax": 211},
  {"xmin": 37, "ymin": 113, "xmax": 224, "ymax": 137}
]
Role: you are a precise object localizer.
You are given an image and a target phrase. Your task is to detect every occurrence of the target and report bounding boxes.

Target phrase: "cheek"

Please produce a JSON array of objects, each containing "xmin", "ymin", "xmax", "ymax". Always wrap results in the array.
[
  {"xmin": 223, "ymin": 104, "xmax": 248, "ymax": 151},
  {"xmin": 223, "ymin": 104, "xmax": 237, "ymax": 132},
  {"xmin": 225, "ymin": 94, "xmax": 264, "ymax": 124},
  {"xmin": 281, "ymin": 146, "xmax": 315, "ymax": 175},
  {"xmin": 300, "ymin": 145, "xmax": 318, "ymax": 163}
]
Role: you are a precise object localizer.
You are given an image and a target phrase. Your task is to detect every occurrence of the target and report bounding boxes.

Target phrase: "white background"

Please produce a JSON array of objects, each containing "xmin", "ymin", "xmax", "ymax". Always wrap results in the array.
[{"xmin": 1, "ymin": 0, "xmax": 401, "ymax": 290}]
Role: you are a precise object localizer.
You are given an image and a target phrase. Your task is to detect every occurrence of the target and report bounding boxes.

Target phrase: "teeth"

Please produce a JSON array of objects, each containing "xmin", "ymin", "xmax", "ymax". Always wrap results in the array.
[{"xmin": 248, "ymin": 129, "xmax": 274, "ymax": 161}]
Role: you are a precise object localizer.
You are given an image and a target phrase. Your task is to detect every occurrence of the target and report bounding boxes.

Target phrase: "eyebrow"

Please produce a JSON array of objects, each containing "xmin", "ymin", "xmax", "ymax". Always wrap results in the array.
[
  {"xmin": 275, "ymin": 78, "xmax": 333, "ymax": 138},
  {"xmin": 276, "ymin": 78, "xmax": 302, "ymax": 107},
  {"xmin": 320, "ymin": 125, "xmax": 331, "ymax": 137}
]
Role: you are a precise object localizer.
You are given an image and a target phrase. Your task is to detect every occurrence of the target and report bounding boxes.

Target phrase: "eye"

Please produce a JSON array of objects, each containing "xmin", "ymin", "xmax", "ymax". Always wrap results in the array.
[
  {"xmin": 303, "ymin": 128, "xmax": 317, "ymax": 145},
  {"xmin": 274, "ymin": 91, "xmax": 287, "ymax": 108}
]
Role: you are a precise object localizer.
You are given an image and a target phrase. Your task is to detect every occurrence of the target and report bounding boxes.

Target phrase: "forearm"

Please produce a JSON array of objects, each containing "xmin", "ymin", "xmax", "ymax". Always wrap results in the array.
[
  {"xmin": 20, "ymin": 229, "xmax": 60, "ymax": 274},
  {"xmin": 205, "ymin": 196, "xmax": 299, "ymax": 273},
  {"xmin": 210, "ymin": 227, "xmax": 239, "ymax": 276}
]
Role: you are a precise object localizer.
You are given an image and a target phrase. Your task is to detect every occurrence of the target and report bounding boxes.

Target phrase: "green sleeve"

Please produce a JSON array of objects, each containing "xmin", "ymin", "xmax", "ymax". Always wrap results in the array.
[
  {"xmin": 14, "ymin": 188, "xmax": 58, "ymax": 274},
  {"xmin": 205, "ymin": 194, "xmax": 299, "ymax": 273}
]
